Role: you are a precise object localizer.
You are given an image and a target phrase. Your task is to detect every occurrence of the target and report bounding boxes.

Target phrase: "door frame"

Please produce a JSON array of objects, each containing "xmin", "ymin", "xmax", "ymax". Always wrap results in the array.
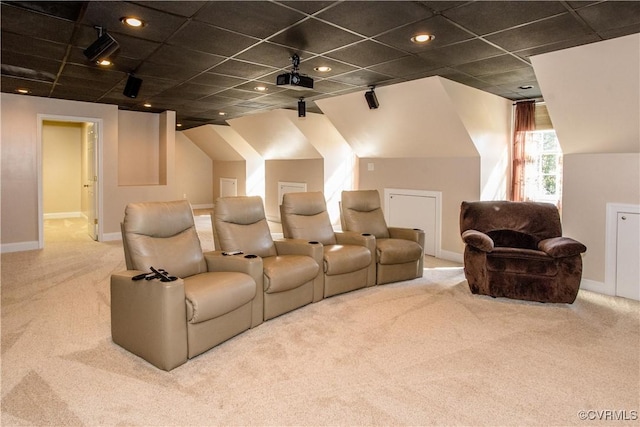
[
  {"xmin": 37, "ymin": 114, "xmax": 104, "ymax": 248},
  {"xmin": 605, "ymin": 202, "xmax": 640, "ymax": 297},
  {"xmin": 384, "ymin": 188, "xmax": 442, "ymax": 258}
]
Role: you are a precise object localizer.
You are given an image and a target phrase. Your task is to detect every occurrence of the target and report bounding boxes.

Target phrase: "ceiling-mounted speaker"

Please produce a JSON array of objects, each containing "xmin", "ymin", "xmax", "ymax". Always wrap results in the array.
[
  {"xmin": 83, "ymin": 32, "xmax": 119, "ymax": 63},
  {"xmin": 365, "ymin": 89, "xmax": 379, "ymax": 109},
  {"xmin": 298, "ymin": 98, "xmax": 306, "ymax": 117},
  {"xmin": 123, "ymin": 75, "xmax": 142, "ymax": 98}
]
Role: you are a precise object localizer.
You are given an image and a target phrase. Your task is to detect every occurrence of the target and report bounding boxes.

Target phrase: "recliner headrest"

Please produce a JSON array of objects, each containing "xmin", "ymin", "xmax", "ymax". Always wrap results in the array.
[
  {"xmin": 124, "ymin": 200, "xmax": 195, "ymax": 238},
  {"xmin": 214, "ymin": 196, "xmax": 265, "ymax": 225},
  {"xmin": 281, "ymin": 191, "xmax": 326, "ymax": 216},
  {"xmin": 341, "ymin": 190, "xmax": 381, "ymax": 212}
]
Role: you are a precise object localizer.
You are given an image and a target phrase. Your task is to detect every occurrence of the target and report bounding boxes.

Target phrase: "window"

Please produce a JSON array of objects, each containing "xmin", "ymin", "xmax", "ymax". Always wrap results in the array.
[{"xmin": 523, "ymin": 130, "xmax": 563, "ymax": 207}]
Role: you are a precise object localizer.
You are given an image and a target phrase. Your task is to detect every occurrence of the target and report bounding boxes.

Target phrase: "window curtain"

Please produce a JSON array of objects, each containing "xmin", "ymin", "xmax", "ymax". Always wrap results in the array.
[{"xmin": 511, "ymin": 101, "xmax": 536, "ymax": 201}]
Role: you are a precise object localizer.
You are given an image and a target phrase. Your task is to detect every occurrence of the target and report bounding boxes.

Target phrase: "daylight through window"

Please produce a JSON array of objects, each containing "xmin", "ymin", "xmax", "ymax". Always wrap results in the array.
[{"xmin": 523, "ymin": 130, "xmax": 563, "ymax": 207}]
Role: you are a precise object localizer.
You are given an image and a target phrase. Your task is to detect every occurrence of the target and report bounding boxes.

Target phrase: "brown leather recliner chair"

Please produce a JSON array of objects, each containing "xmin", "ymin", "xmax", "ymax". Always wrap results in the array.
[
  {"xmin": 111, "ymin": 200, "xmax": 263, "ymax": 371},
  {"xmin": 460, "ymin": 200, "xmax": 587, "ymax": 303},
  {"xmin": 340, "ymin": 190, "xmax": 425, "ymax": 285},
  {"xmin": 280, "ymin": 191, "xmax": 375, "ymax": 298},
  {"xmin": 212, "ymin": 196, "xmax": 322, "ymax": 321}
]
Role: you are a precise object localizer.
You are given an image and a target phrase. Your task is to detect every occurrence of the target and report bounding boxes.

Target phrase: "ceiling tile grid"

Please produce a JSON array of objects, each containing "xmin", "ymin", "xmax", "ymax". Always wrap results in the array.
[{"xmin": 1, "ymin": 0, "xmax": 639, "ymax": 128}]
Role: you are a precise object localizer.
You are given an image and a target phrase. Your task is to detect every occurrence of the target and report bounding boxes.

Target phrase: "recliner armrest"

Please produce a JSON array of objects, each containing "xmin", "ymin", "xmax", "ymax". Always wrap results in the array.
[
  {"xmin": 538, "ymin": 237, "xmax": 587, "ymax": 258},
  {"xmin": 335, "ymin": 231, "xmax": 376, "ymax": 249},
  {"xmin": 388, "ymin": 227, "xmax": 426, "ymax": 249},
  {"xmin": 461, "ymin": 229, "xmax": 494, "ymax": 252},
  {"xmin": 204, "ymin": 250, "xmax": 263, "ymax": 282},
  {"xmin": 110, "ymin": 271, "xmax": 188, "ymax": 371}
]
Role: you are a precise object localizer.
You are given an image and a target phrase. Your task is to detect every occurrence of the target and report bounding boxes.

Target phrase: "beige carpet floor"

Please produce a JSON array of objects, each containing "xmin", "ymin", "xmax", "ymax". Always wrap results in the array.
[{"xmin": 1, "ymin": 215, "xmax": 638, "ymax": 426}]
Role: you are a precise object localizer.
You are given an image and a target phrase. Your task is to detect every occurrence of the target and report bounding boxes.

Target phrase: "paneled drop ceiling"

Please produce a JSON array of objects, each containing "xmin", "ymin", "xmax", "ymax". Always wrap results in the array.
[{"xmin": 1, "ymin": 1, "xmax": 639, "ymax": 129}]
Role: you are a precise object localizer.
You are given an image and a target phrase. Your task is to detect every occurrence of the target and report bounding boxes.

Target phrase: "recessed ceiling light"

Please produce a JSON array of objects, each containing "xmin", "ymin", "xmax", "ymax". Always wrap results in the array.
[
  {"xmin": 519, "ymin": 85, "xmax": 534, "ymax": 90},
  {"xmin": 254, "ymin": 86, "xmax": 267, "ymax": 92},
  {"xmin": 121, "ymin": 17, "xmax": 145, "ymax": 27},
  {"xmin": 314, "ymin": 66, "xmax": 331, "ymax": 72},
  {"xmin": 411, "ymin": 33, "xmax": 435, "ymax": 44},
  {"xmin": 97, "ymin": 59, "xmax": 112, "ymax": 66},
  {"xmin": 16, "ymin": 88, "xmax": 30, "ymax": 94},
  {"xmin": 176, "ymin": 123, "xmax": 182, "ymax": 127},
  {"xmin": 218, "ymin": 112, "xmax": 226, "ymax": 116},
  {"xmin": 143, "ymin": 103, "xmax": 152, "ymax": 108}
]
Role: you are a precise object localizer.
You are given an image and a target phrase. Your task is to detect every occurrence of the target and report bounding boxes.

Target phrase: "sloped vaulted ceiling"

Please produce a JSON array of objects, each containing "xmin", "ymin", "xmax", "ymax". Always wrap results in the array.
[
  {"xmin": 531, "ymin": 34, "xmax": 640, "ymax": 155},
  {"xmin": 227, "ymin": 109, "xmax": 322, "ymax": 160},
  {"xmin": 316, "ymin": 76, "xmax": 499, "ymax": 158}
]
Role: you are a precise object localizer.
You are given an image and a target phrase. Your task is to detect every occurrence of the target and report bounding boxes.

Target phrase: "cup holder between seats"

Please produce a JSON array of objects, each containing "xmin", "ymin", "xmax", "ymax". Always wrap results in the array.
[
  {"xmin": 308, "ymin": 241, "xmax": 319, "ymax": 244},
  {"xmin": 244, "ymin": 254, "xmax": 258, "ymax": 259}
]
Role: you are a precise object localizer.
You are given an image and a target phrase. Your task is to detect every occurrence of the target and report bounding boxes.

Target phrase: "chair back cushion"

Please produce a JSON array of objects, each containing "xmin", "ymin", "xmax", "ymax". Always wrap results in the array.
[
  {"xmin": 340, "ymin": 190, "xmax": 389, "ymax": 238},
  {"xmin": 280, "ymin": 192, "xmax": 337, "ymax": 245},
  {"xmin": 123, "ymin": 200, "xmax": 206, "ymax": 278},
  {"xmin": 460, "ymin": 201, "xmax": 562, "ymax": 243},
  {"xmin": 213, "ymin": 196, "xmax": 277, "ymax": 258}
]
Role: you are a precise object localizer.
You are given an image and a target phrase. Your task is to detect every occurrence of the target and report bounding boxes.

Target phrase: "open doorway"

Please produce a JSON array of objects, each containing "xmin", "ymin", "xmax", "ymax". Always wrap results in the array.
[{"xmin": 39, "ymin": 116, "xmax": 101, "ymax": 247}]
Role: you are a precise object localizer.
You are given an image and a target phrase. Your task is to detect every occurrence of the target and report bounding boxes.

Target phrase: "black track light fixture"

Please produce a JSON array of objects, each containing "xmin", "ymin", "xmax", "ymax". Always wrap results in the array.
[
  {"xmin": 83, "ymin": 26, "xmax": 119, "ymax": 63},
  {"xmin": 298, "ymin": 97, "xmax": 306, "ymax": 117}
]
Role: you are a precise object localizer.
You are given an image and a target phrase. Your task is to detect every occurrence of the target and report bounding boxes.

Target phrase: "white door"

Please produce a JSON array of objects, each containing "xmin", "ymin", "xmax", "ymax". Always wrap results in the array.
[
  {"xmin": 616, "ymin": 211, "xmax": 640, "ymax": 300},
  {"xmin": 220, "ymin": 178, "xmax": 237, "ymax": 197},
  {"xmin": 387, "ymin": 192, "xmax": 437, "ymax": 256},
  {"xmin": 85, "ymin": 123, "xmax": 98, "ymax": 241}
]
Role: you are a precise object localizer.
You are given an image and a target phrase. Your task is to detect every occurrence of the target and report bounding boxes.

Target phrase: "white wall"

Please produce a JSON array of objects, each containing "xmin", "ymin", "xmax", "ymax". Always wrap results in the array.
[
  {"xmin": 174, "ymin": 132, "xmax": 213, "ymax": 207},
  {"xmin": 357, "ymin": 157, "xmax": 480, "ymax": 258},
  {"xmin": 0, "ymin": 94, "xmax": 213, "ymax": 250},
  {"xmin": 532, "ymin": 34, "xmax": 640, "ymax": 286},
  {"xmin": 118, "ymin": 111, "xmax": 160, "ymax": 186}
]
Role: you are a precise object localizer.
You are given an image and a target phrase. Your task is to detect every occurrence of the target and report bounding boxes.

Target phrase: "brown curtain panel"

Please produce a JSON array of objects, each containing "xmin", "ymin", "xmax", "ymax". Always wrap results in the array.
[{"xmin": 511, "ymin": 101, "xmax": 536, "ymax": 201}]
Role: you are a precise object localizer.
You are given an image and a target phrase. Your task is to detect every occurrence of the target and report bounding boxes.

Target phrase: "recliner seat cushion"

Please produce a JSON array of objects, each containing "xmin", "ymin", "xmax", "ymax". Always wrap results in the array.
[
  {"xmin": 263, "ymin": 255, "xmax": 319, "ymax": 293},
  {"xmin": 184, "ymin": 272, "xmax": 256, "ymax": 324},
  {"xmin": 377, "ymin": 238, "xmax": 422, "ymax": 265},
  {"xmin": 323, "ymin": 245, "xmax": 371, "ymax": 275},
  {"xmin": 487, "ymin": 248, "xmax": 558, "ymax": 277}
]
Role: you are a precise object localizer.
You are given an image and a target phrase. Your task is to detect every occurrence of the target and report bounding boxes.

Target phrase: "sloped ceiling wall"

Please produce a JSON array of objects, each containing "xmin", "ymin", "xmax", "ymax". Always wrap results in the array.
[
  {"xmin": 227, "ymin": 110, "xmax": 322, "ymax": 160},
  {"xmin": 182, "ymin": 125, "xmax": 245, "ymax": 161},
  {"xmin": 182, "ymin": 124, "xmax": 264, "ymax": 197},
  {"xmin": 439, "ymin": 78, "xmax": 512, "ymax": 199},
  {"xmin": 531, "ymin": 33, "xmax": 640, "ymax": 154},
  {"xmin": 315, "ymin": 76, "xmax": 480, "ymax": 158}
]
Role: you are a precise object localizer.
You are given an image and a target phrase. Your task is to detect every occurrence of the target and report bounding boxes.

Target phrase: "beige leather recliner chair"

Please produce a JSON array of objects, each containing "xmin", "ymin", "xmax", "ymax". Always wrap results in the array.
[
  {"xmin": 280, "ymin": 191, "xmax": 375, "ymax": 298},
  {"xmin": 212, "ymin": 196, "xmax": 322, "ymax": 321},
  {"xmin": 341, "ymin": 190, "xmax": 425, "ymax": 285},
  {"xmin": 111, "ymin": 200, "xmax": 263, "ymax": 371}
]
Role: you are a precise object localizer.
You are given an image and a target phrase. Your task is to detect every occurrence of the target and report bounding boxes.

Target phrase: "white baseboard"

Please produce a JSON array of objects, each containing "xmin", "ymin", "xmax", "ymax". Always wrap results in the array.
[
  {"xmin": 102, "ymin": 232, "xmax": 122, "ymax": 242},
  {"xmin": 44, "ymin": 211, "xmax": 82, "ymax": 219},
  {"xmin": 438, "ymin": 250, "xmax": 463, "ymax": 264},
  {"xmin": 580, "ymin": 278, "xmax": 614, "ymax": 296},
  {"xmin": 1, "ymin": 241, "xmax": 39, "ymax": 253}
]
